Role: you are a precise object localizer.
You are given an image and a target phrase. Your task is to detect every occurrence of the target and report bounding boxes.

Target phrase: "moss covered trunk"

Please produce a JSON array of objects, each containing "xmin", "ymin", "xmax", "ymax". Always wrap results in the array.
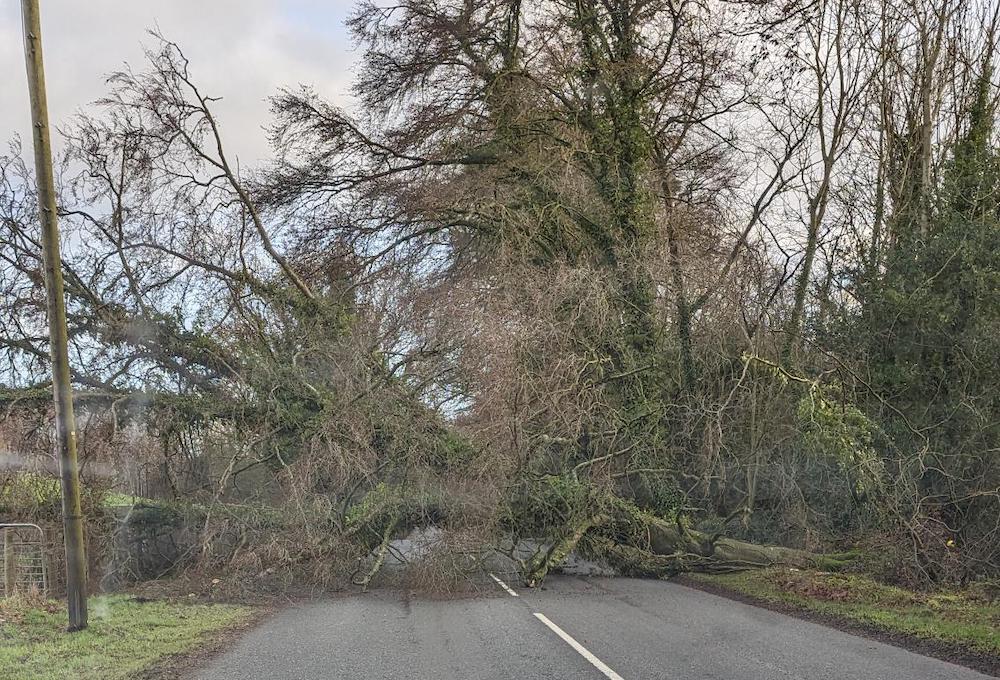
[{"xmin": 522, "ymin": 505, "xmax": 856, "ymax": 584}]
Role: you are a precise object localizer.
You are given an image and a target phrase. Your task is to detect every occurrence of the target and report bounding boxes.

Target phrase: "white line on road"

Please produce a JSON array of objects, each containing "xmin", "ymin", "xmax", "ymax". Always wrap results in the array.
[
  {"xmin": 489, "ymin": 572, "xmax": 519, "ymax": 597},
  {"xmin": 533, "ymin": 612, "xmax": 625, "ymax": 680}
]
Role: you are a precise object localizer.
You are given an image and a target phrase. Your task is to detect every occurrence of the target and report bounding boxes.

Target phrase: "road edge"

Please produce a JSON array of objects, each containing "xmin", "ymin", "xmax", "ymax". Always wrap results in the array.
[
  {"xmin": 674, "ymin": 575, "xmax": 999, "ymax": 679},
  {"xmin": 138, "ymin": 603, "xmax": 279, "ymax": 680}
]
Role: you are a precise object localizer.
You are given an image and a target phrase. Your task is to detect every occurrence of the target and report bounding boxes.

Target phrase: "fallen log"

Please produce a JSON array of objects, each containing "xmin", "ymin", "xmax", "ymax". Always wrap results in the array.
[{"xmin": 520, "ymin": 497, "xmax": 857, "ymax": 585}]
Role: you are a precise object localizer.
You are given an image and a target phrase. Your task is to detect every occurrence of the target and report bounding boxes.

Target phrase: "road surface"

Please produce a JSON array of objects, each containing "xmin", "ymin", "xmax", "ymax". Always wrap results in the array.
[{"xmin": 195, "ymin": 575, "xmax": 993, "ymax": 679}]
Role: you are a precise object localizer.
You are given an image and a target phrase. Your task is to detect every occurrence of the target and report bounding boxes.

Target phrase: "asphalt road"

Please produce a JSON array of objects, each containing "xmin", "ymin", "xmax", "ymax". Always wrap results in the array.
[{"xmin": 194, "ymin": 575, "xmax": 993, "ymax": 680}]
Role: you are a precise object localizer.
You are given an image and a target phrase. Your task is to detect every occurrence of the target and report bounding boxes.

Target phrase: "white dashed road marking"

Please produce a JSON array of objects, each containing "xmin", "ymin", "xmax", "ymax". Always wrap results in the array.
[
  {"xmin": 489, "ymin": 572, "xmax": 519, "ymax": 597},
  {"xmin": 532, "ymin": 612, "xmax": 625, "ymax": 680},
  {"xmin": 489, "ymin": 572, "xmax": 624, "ymax": 677}
]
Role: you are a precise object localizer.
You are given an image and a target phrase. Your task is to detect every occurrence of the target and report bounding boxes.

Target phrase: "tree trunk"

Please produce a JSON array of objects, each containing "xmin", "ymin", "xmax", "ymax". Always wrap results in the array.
[{"xmin": 522, "ymin": 508, "xmax": 856, "ymax": 584}]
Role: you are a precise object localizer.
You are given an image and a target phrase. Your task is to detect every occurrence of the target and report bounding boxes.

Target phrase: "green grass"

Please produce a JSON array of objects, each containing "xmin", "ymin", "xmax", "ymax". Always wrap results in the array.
[
  {"xmin": 691, "ymin": 568, "xmax": 1000, "ymax": 656},
  {"xmin": 0, "ymin": 595, "xmax": 253, "ymax": 680}
]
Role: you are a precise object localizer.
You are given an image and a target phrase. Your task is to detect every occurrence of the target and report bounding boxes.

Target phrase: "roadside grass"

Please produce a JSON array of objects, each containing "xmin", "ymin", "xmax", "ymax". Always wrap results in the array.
[
  {"xmin": 0, "ymin": 593, "xmax": 253, "ymax": 680},
  {"xmin": 690, "ymin": 568, "xmax": 1000, "ymax": 656}
]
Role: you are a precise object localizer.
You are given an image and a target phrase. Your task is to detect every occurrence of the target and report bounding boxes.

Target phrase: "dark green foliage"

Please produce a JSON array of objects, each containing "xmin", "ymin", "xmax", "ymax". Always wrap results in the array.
[
  {"xmin": 855, "ymin": 62, "xmax": 1000, "ymax": 582},
  {"xmin": 507, "ymin": 474, "xmax": 593, "ymax": 539}
]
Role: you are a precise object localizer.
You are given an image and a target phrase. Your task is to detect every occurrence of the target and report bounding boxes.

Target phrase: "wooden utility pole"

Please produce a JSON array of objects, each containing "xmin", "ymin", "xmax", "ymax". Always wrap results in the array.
[{"xmin": 20, "ymin": 0, "xmax": 88, "ymax": 631}]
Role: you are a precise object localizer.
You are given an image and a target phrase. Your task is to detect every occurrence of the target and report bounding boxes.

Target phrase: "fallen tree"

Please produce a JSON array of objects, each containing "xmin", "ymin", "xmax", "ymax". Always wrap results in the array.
[
  {"xmin": 539, "ymin": 509, "xmax": 858, "ymax": 586},
  {"xmin": 511, "ymin": 479, "xmax": 857, "ymax": 587}
]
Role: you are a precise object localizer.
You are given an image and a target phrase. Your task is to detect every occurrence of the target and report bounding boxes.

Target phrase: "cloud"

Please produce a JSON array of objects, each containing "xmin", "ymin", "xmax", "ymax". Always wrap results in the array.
[{"xmin": 0, "ymin": 0, "xmax": 357, "ymax": 163}]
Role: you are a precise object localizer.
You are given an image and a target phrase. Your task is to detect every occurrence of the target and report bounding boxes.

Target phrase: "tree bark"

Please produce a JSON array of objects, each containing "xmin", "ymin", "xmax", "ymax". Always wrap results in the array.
[{"xmin": 522, "ymin": 509, "xmax": 856, "ymax": 584}]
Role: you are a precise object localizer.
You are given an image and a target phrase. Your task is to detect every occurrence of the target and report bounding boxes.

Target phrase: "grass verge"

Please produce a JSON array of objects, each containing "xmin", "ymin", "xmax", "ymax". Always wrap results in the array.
[
  {"xmin": 0, "ymin": 594, "xmax": 254, "ymax": 680},
  {"xmin": 686, "ymin": 568, "xmax": 1000, "ymax": 671}
]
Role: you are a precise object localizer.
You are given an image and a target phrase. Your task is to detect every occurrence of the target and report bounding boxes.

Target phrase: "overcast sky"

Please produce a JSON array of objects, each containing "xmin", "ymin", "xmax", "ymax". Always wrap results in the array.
[{"xmin": 0, "ymin": 0, "xmax": 358, "ymax": 163}]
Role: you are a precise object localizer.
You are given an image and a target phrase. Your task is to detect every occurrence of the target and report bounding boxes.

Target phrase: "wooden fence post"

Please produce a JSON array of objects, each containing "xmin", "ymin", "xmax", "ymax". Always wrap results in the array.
[{"xmin": 3, "ymin": 529, "xmax": 15, "ymax": 596}]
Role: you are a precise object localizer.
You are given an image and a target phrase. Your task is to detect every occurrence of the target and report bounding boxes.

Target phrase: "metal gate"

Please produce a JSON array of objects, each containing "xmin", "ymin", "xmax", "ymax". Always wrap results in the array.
[{"xmin": 1, "ymin": 523, "xmax": 49, "ymax": 597}]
